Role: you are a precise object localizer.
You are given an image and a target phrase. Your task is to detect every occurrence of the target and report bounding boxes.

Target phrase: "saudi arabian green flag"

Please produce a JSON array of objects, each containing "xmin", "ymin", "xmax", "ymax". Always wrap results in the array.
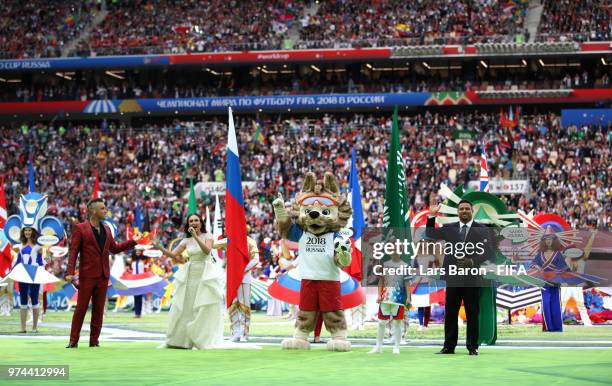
[
  {"xmin": 187, "ymin": 178, "xmax": 197, "ymax": 216},
  {"xmin": 382, "ymin": 106, "xmax": 412, "ymax": 259}
]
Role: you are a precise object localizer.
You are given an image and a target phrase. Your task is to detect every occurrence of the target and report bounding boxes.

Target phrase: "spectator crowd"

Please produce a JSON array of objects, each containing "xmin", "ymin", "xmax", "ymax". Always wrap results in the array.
[{"xmin": 2, "ymin": 0, "xmax": 611, "ymax": 59}]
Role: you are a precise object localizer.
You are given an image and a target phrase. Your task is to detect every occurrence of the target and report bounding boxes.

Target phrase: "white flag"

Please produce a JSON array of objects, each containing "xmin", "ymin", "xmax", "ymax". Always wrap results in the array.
[
  {"xmin": 205, "ymin": 206, "xmax": 212, "ymax": 233},
  {"xmin": 213, "ymin": 194, "xmax": 223, "ymax": 258}
]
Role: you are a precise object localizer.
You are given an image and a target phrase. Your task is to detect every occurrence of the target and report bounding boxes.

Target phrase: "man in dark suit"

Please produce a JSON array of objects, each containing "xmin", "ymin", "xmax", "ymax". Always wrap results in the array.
[
  {"xmin": 65, "ymin": 198, "xmax": 141, "ymax": 348},
  {"xmin": 426, "ymin": 199, "xmax": 494, "ymax": 355}
]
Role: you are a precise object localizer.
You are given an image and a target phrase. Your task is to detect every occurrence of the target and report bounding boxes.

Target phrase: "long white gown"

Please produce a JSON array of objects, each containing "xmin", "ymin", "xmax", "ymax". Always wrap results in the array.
[{"xmin": 165, "ymin": 235, "xmax": 225, "ymax": 349}]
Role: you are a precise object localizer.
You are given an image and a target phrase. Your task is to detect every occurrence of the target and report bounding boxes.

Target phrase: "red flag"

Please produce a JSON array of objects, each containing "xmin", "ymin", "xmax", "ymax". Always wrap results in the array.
[
  {"xmin": 0, "ymin": 176, "xmax": 12, "ymax": 277},
  {"xmin": 93, "ymin": 169, "xmax": 100, "ymax": 199},
  {"xmin": 126, "ymin": 223, "xmax": 133, "ymax": 241}
]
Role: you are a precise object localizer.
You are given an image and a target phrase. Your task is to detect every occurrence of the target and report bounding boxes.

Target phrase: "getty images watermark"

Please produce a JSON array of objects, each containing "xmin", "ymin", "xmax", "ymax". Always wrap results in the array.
[{"xmin": 360, "ymin": 227, "xmax": 612, "ymax": 288}]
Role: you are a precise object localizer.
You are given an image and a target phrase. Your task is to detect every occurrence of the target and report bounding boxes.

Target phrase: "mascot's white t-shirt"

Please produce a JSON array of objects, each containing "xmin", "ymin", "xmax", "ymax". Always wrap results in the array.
[{"xmin": 288, "ymin": 224, "xmax": 340, "ymax": 281}]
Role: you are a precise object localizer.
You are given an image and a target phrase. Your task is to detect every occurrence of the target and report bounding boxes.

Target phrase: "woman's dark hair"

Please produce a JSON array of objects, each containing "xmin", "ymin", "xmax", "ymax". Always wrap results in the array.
[
  {"xmin": 132, "ymin": 249, "xmax": 144, "ymax": 260},
  {"xmin": 20, "ymin": 227, "xmax": 40, "ymax": 245},
  {"xmin": 539, "ymin": 236, "xmax": 562, "ymax": 252},
  {"xmin": 183, "ymin": 214, "xmax": 205, "ymax": 238}
]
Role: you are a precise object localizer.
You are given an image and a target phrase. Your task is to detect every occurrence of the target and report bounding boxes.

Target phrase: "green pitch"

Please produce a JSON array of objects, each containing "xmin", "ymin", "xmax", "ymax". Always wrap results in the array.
[
  {"xmin": 1, "ymin": 311, "xmax": 612, "ymax": 385},
  {"xmin": 0, "ymin": 339, "xmax": 611, "ymax": 386}
]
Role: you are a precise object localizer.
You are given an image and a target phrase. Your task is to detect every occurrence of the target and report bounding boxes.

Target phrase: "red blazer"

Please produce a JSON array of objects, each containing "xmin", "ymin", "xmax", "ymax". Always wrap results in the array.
[{"xmin": 66, "ymin": 221, "xmax": 136, "ymax": 279}]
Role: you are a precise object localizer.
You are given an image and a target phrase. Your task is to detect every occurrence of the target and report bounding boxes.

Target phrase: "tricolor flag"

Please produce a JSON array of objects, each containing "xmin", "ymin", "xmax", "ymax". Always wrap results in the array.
[
  {"xmin": 225, "ymin": 107, "xmax": 250, "ymax": 308},
  {"xmin": 480, "ymin": 144, "xmax": 490, "ymax": 192},
  {"xmin": 0, "ymin": 176, "xmax": 11, "ymax": 277},
  {"xmin": 345, "ymin": 148, "xmax": 365, "ymax": 281}
]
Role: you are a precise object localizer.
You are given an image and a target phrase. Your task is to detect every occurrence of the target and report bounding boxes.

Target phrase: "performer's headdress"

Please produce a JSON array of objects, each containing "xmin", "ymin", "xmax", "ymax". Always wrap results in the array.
[{"xmin": 3, "ymin": 160, "xmax": 65, "ymax": 245}]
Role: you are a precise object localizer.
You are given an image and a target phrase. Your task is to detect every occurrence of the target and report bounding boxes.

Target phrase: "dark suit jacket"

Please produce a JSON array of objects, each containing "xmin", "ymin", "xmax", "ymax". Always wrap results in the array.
[
  {"xmin": 66, "ymin": 221, "xmax": 136, "ymax": 279},
  {"xmin": 425, "ymin": 216, "xmax": 495, "ymax": 286}
]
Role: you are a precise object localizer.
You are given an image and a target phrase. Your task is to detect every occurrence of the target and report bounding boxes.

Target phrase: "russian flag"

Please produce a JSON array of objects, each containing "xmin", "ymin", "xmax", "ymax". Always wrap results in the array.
[
  {"xmin": 345, "ymin": 148, "xmax": 365, "ymax": 282},
  {"xmin": 225, "ymin": 107, "xmax": 250, "ymax": 308},
  {"xmin": 479, "ymin": 144, "xmax": 490, "ymax": 192}
]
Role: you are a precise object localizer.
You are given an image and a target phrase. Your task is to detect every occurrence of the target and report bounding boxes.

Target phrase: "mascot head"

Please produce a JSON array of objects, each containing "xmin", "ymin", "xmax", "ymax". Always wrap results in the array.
[{"xmin": 293, "ymin": 172, "xmax": 351, "ymax": 235}]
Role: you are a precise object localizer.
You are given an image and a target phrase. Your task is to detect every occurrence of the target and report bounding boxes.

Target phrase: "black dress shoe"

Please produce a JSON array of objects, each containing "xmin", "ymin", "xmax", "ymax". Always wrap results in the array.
[
  {"xmin": 468, "ymin": 349, "xmax": 479, "ymax": 356},
  {"xmin": 89, "ymin": 343, "xmax": 100, "ymax": 347},
  {"xmin": 65, "ymin": 343, "xmax": 78, "ymax": 348},
  {"xmin": 436, "ymin": 348, "xmax": 455, "ymax": 354}
]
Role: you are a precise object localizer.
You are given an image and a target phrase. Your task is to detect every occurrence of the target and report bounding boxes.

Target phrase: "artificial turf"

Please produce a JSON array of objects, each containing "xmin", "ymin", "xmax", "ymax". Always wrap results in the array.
[
  {"xmin": 1, "ymin": 311, "xmax": 612, "ymax": 385},
  {"xmin": 0, "ymin": 338, "xmax": 611, "ymax": 386}
]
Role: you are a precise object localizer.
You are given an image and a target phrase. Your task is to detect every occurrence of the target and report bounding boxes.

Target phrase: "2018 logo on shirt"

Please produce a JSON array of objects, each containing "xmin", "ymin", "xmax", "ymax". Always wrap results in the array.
[{"xmin": 305, "ymin": 236, "xmax": 327, "ymax": 245}]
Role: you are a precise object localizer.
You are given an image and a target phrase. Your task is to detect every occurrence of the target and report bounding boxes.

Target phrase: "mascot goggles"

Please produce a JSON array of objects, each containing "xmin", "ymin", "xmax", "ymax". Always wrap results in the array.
[{"xmin": 298, "ymin": 195, "xmax": 338, "ymax": 207}]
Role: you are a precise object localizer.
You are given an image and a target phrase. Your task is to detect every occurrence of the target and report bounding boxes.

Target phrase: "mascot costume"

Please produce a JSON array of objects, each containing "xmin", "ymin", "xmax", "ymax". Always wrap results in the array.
[{"xmin": 273, "ymin": 172, "xmax": 353, "ymax": 351}]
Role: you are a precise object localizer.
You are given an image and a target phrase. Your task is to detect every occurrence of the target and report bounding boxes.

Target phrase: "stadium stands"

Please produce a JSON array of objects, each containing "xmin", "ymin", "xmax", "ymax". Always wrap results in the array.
[{"xmin": 0, "ymin": 0, "xmax": 96, "ymax": 59}]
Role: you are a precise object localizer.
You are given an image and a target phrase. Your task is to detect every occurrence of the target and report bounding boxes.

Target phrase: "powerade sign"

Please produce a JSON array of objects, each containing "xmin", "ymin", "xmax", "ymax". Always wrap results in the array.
[{"xmin": 138, "ymin": 93, "xmax": 431, "ymax": 112}]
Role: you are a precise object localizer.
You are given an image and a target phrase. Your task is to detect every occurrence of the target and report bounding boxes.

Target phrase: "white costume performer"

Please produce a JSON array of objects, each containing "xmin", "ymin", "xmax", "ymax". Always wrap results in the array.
[{"xmin": 229, "ymin": 236, "xmax": 259, "ymax": 342}]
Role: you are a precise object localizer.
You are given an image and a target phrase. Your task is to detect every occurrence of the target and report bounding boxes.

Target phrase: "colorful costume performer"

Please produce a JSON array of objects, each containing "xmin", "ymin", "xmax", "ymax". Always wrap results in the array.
[
  {"xmin": 369, "ymin": 257, "xmax": 411, "ymax": 354},
  {"xmin": 2, "ymin": 186, "xmax": 64, "ymax": 331},
  {"xmin": 529, "ymin": 229, "xmax": 569, "ymax": 332}
]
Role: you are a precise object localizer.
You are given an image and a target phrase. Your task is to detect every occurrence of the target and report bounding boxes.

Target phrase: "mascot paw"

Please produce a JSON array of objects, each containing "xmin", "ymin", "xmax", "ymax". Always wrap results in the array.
[
  {"xmin": 281, "ymin": 338, "xmax": 311, "ymax": 350},
  {"xmin": 326, "ymin": 339, "xmax": 351, "ymax": 352},
  {"xmin": 272, "ymin": 194, "xmax": 285, "ymax": 209}
]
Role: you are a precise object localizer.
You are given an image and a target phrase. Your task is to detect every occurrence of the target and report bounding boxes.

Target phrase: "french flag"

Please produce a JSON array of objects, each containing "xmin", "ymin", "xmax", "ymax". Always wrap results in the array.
[
  {"xmin": 479, "ymin": 144, "xmax": 490, "ymax": 192},
  {"xmin": 225, "ymin": 107, "xmax": 250, "ymax": 308},
  {"xmin": 345, "ymin": 148, "xmax": 365, "ymax": 282}
]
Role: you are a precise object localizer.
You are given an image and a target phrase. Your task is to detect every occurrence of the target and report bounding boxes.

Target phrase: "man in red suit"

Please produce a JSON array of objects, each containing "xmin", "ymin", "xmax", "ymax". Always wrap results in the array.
[{"xmin": 65, "ymin": 198, "xmax": 141, "ymax": 348}]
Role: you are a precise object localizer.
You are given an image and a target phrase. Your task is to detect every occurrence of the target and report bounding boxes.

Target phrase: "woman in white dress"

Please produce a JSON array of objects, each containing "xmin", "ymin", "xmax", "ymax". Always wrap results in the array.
[{"xmin": 153, "ymin": 214, "xmax": 225, "ymax": 349}]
